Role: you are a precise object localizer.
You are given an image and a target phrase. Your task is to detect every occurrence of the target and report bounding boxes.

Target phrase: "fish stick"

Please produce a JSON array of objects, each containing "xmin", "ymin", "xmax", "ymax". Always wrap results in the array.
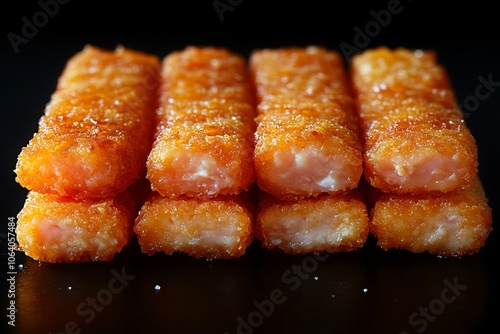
[
  {"xmin": 15, "ymin": 45, "xmax": 159, "ymax": 200},
  {"xmin": 250, "ymin": 46, "xmax": 363, "ymax": 200},
  {"xmin": 350, "ymin": 46, "xmax": 478, "ymax": 194},
  {"xmin": 16, "ymin": 190, "xmax": 138, "ymax": 263},
  {"xmin": 146, "ymin": 46, "xmax": 256, "ymax": 198},
  {"xmin": 255, "ymin": 190, "xmax": 369, "ymax": 254},
  {"xmin": 368, "ymin": 176, "xmax": 493, "ymax": 257},
  {"xmin": 134, "ymin": 192, "xmax": 255, "ymax": 259}
]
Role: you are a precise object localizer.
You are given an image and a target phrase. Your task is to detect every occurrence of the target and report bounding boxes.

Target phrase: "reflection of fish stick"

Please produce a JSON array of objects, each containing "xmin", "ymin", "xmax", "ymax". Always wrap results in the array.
[
  {"xmin": 134, "ymin": 192, "xmax": 254, "ymax": 259},
  {"xmin": 350, "ymin": 47, "xmax": 478, "ymax": 194},
  {"xmin": 256, "ymin": 190, "xmax": 369, "ymax": 254},
  {"xmin": 369, "ymin": 177, "xmax": 492, "ymax": 257},
  {"xmin": 147, "ymin": 47, "xmax": 256, "ymax": 198},
  {"xmin": 15, "ymin": 45, "xmax": 159, "ymax": 200},
  {"xmin": 16, "ymin": 190, "xmax": 138, "ymax": 263},
  {"xmin": 250, "ymin": 46, "xmax": 363, "ymax": 200}
]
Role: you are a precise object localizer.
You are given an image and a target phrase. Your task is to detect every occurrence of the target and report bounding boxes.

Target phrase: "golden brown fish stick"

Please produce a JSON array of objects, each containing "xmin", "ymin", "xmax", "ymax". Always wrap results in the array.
[
  {"xmin": 147, "ymin": 46, "xmax": 256, "ymax": 198},
  {"xmin": 134, "ymin": 192, "xmax": 255, "ymax": 259},
  {"xmin": 250, "ymin": 46, "xmax": 363, "ymax": 200},
  {"xmin": 369, "ymin": 177, "xmax": 492, "ymax": 257},
  {"xmin": 256, "ymin": 190, "xmax": 369, "ymax": 254},
  {"xmin": 350, "ymin": 47, "xmax": 478, "ymax": 194},
  {"xmin": 16, "ymin": 190, "xmax": 137, "ymax": 263},
  {"xmin": 15, "ymin": 45, "xmax": 159, "ymax": 199}
]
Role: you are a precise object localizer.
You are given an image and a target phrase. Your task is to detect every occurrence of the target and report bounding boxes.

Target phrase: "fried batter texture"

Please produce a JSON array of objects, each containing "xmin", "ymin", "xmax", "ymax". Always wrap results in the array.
[
  {"xmin": 256, "ymin": 190, "xmax": 369, "ymax": 254},
  {"xmin": 146, "ymin": 46, "xmax": 256, "ymax": 198},
  {"xmin": 250, "ymin": 46, "xmax": 363, "ymax": 200},
  {"xmin": 134, "ymin": 192, "xmax": 254, "ymax": 259},
  {"xmin": 15, "ymin": 45, "xmax": 159, "ymax": 199},
  {"xmin": 369, "ymin": 177, "xmax": 493, "ymax": 257},
  {"xmin": 350, "ymin": 47, "xmax": 478, "ymax": 194},
  {"xmin": 16, "ymin": 190, "xmax": 138, "ymax": 263}
]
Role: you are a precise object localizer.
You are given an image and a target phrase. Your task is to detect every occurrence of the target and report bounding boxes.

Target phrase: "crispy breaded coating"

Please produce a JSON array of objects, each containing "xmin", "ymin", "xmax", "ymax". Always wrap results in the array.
[
  {"xmin": 147, "ymin": 46, "xmax": 256, "ymax": 198},
  {"xmin": 256, "ymin": 190, "xmax": 369, "ymax": 254},
  {"xmin": 350, "ymin": 47, "xmax": 478, "ymax": 194},
  {"xmin": 16, "ymin": 190, "xmax": 137, "ymax": 263},
  {"xmin": 250, "ymin": 46, "xmax": 363, "ymax": 200},
  {"xmin": 369, "ymin": 177, "xmax": 492, "ymax": 257},
  {"xmin": 134, "ymin": 192, "xmax": 255, "ymax": 259},
  {"xmin": 15, "ymin": 45, "xmax": 159, "ymax": 199}
]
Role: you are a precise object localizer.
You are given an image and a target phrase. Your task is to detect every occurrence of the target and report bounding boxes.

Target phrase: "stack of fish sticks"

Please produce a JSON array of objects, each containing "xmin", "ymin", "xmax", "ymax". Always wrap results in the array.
[
  {"xmin": 14, "ymin": 45, "xmax": 160, "ymax": 263},
  {"xmin": 350, "ymin": 47, "xmax": 492, "ymax": 256},
  {"xmin": 250, "ymin": 46, "xmax": 370, "ymax": 254},
  {"xmin": 134, "ymin": 46, "xmax": 256, "ymax": 259},
  {"xmin": 14, "ymin": 44, "xmax": 493, "ymax": 263}
]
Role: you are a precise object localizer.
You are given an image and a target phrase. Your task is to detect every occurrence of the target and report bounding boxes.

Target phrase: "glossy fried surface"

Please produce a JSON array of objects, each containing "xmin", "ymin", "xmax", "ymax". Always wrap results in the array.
[
  {"xmin": 369, "ymin": 177, "xmax": 493, "ymax": 257},
  {"xmin": 15, "ymin": 45, "xmax": 159, "ymax": 199},
  {"xmin": 134, "ymin": 192, "xmax": 255, "ymax": 259},
  {"xmin": 350, "ymin": 47, "xmax": 478, "ymax": 193},
  {"xmin": 147, "ymin": 46, "xmax": 256, "ymax": 198},
  {"xmin": 256, "ymin": 190, "xmax": 369, "ymax": 254},
  {"xmin": 250, "ymin": 46, "xmax": 363, "ymax": 200},
  {"xmin": 16, "ymin": 190, "xmax": 137, "ymax": 263}
]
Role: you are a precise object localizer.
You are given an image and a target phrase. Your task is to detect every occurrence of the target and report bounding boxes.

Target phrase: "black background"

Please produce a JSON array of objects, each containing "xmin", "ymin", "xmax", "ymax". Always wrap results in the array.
[{"xmin": 1, "ymin": 1, "xmax": 499, "ymax": 333}]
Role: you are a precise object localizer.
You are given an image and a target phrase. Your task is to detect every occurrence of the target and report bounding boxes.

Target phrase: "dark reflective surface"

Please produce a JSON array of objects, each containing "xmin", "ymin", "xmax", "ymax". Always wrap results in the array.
[{"xmin": 10, "ymin": 235, "xmax": 497, "ymax": 334}]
